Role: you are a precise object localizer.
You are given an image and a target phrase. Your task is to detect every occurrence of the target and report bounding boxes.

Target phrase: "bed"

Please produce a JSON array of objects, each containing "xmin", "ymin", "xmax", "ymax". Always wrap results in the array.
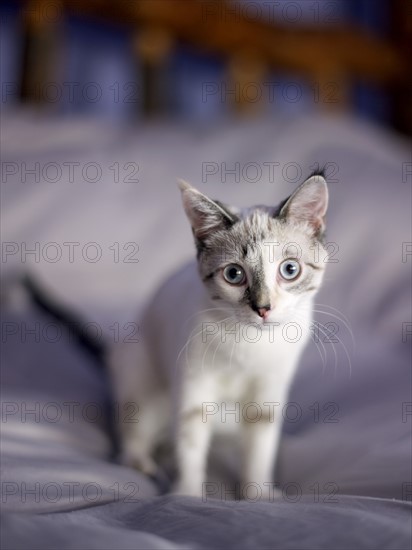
[{"xmin": 1, "ymin": 107, "xmax": 411, "ymax": 549}]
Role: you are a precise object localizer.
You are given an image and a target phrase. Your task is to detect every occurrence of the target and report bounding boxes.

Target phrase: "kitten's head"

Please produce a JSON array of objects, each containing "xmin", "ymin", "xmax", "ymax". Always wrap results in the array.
[{"xmin": 179, "ymin": 174, "xmax": 328, "ymax": 325}]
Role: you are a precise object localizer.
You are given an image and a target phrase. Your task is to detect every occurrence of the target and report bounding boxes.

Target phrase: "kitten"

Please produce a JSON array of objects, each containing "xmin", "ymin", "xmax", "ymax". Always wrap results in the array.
[{"xmin": 109, "ymin": 173, "xmax": 329, "ymax": 497}]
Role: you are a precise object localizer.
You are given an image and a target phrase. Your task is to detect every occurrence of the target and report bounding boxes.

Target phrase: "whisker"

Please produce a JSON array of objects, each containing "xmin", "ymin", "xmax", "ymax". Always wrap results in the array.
[
  {"xmin": 313, "ymin": 302, "xmax": 351, "ymax": 325},
  {"xmin": 210, "ymin": 317, "xmax": 239, "ymax": 373},
  {"xmin": 186, "ymin": 315, "xmax": 234, "ymax": 373},
  {"xmin": 312, "ymin": 303, "xmax": 355, "ymax": 350},
  {"xmin": 212, "ymin": 317, "xmax": 238, "ymax": 370},
  {"xmin": 312, "ymin": 321, "xmax": 339, "ymax": 378},
  {"xmin": 310, "ymin": 309, "xmax": 355, "ymax": 352},
  {"xmin": 183, "ymin": 306, "xmax": 229, "ymax": 328},
  {"xmin": 175, "ymin": 324, "xmax": 206, "ymax": 370},
  {"xmin": 201, "ymin": 316, "xmax": 236, "ymax": 372},
  {"xmin": 300, "ymin": 303, "xmax": 355, "ymax": 355},
  {"xmin": 293, "ymin": 312, "xmax": 326, "ymax": 374},
  {"xmin": 176, "ymin": 316, "xmax": 231, "ymax": 372},
  {"xmin": 314, "ymin": 319, "xmax": 353, "ymax": 378}
]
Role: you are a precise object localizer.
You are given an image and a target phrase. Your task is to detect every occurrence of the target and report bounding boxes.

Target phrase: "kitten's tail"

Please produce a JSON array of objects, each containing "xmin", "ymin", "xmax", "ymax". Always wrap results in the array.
[
  {"xmin": 2, "ymin": 271, "xmax": 119, "ymax": 457},
  {"xmin": 20, "ymin": 272, "xmax": 107, "ymax": 368}
]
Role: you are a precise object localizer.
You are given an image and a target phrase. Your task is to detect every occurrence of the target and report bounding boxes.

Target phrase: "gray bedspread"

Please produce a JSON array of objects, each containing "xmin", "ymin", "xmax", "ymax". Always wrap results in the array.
[{"xmin": 1, "ymin": 111, "xmax": 411, "ymax": 549}]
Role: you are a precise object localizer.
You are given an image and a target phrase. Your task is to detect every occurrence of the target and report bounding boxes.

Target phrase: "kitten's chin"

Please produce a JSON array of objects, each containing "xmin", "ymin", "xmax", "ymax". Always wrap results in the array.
[
  {"xmin": 235, "ymin": 312, "xmax": 286, "ymax": 326},
  {"xmin": 260, "ymin": 315, "xmax": 289, "ymax": 327},
  {"xmin": 243, "ymin": 308, "xmax": 298, "ymax": 326}
]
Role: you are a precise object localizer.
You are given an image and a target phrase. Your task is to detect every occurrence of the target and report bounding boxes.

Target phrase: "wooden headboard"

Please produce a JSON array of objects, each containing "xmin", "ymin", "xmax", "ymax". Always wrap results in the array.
[{"xmin": 16, "ymin": 0, "xmax": 410, "ymax": 133}]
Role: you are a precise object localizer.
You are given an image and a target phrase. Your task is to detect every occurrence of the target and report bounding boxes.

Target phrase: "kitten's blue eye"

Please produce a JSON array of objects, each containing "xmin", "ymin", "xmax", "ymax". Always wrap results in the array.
[
  {"xmin": 223, "ymin": 264, "xmax": 246, "ymax": 285},
  {"xmin": 279, "ymin": 259, "xmax": 301, "ymax": 281}
]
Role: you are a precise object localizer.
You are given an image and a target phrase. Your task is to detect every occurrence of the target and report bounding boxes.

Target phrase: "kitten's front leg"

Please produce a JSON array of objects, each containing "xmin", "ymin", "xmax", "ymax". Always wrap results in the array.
[
  {"xmin": 174, "ymin": 374, "xmax": 215, "ymax": 497},
  {"xmin": 241, "ymin": 400, "xmax": 283, "ymax": 501}
]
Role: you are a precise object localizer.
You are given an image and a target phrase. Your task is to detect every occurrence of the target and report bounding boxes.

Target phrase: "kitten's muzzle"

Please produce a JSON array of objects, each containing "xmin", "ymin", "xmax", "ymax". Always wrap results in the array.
[{"xmin": 254, "ymin": 304, "xmax": 271, "ymax": 318}]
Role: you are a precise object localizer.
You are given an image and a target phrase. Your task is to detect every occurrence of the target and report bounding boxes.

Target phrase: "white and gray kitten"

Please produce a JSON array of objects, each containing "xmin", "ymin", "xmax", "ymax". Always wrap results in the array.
[{"xmin": 109, "ymin": 173, "xmax": 329, "ymax": 497}]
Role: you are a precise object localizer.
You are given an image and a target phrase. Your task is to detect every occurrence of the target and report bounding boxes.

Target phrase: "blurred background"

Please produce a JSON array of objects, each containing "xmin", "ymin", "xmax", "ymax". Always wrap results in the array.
[
  {"xmin": 1, "ymin": 0, "xmax": 411, "ymax": 133},
  {"xmin": 1, "ymin": 0, "xmax": 411, "ymax": 324}
]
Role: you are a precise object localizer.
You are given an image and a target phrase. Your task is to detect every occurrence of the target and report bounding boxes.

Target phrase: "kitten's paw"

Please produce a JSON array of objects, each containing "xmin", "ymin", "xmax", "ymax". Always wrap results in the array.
[
  {"xmin": 121, "ymin": 451, "xmax": 158, "ymax": 477},
  {"xmin": 271, "ymin": 486, "xmax": 283, "ymax": 501},
  {"xmin": 171, "ymin": 480, "xmax": 203, "ymax": 498}
]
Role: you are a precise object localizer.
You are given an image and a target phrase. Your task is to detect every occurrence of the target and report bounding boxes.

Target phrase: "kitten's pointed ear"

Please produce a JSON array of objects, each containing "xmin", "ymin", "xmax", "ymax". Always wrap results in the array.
[
  {"xmin": 178, "ymin": 179, "xmax": 238, "ymax": 240},
  {"xmin": 280, "ymin": 174, "xmax": 328, "ymax": 236}
]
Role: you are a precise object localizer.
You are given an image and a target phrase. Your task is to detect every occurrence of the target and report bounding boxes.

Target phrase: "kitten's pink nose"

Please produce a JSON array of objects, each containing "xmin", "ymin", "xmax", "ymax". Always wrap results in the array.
[{"xmin": 257, "ymin": 306, "xmax": 271, "ymax": 318}]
